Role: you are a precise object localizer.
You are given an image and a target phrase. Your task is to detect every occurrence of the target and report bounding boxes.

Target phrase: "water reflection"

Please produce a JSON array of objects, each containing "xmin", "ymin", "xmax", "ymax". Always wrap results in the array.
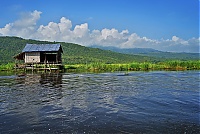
[
  {"xmin": 14, "ymin": 73, "xmax": 63, "ymax": 87},
  {"xmin": 0, "ymin": 71, "xmax": 199, "ymax": 133},
  {"xmin": 0, "ymin": 73, "xmax": 64, "ymax": 132}
]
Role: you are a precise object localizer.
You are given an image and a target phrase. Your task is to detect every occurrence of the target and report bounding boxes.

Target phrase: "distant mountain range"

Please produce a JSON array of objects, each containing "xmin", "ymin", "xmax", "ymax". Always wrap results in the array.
[{"xmin": 90, "ymin": 45, "xmax": 199, "ymax": 60}]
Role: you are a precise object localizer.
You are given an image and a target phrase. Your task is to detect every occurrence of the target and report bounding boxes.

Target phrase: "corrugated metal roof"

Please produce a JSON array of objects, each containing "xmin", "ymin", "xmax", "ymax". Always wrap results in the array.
[{"xmin": 22, "ymin": 44, "xmax": 62, "ymax": 52}]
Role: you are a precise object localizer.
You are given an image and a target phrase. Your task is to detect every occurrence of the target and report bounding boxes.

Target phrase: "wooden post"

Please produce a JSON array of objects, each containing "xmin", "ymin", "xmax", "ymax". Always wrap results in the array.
[
  {"xmin": 32, "ymin": 62, "xmax": 34, "ymax": 72},
  {"xmin": 15, "ymin": 59, "xmax": 17, "ymax": 72},
  {"xmin": 24, "ymin": 63, "xmax": 26, "ymax": 72},
  {"xmin": 49, "ymin": 63, "xmax": 51, "ymax": 72},
  {"xmin": 56, "ymin": 53, "xmax": 58, "ymax": 64}
]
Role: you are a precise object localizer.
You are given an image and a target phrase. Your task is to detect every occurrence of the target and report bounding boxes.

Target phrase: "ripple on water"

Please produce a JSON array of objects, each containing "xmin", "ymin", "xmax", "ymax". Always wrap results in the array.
[{"xmin": 0, "ymin": 71, "xmax": 199, "ymax": 133}]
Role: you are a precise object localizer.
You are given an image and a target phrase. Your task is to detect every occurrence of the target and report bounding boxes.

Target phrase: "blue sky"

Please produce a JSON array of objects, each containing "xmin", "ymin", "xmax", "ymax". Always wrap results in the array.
[{"xmin": 0, "ymin": 0, "xmax": 199, "ymax": 52}]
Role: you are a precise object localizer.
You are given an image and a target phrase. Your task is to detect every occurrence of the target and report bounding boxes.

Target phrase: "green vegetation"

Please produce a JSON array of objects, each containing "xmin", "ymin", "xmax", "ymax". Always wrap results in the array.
[
  {"xmin": 0, "ymin": 60, "xmax": 199, "ymax": 72},
  {"xmin": 0, "ymin": 63, "xmax": 15, "ymax": 71},
  {"xmin": 0, "ymin": 36, "xmax": 199, "ymax": 72},
  {"xmin": 0, "ymin": 36, "xmax": 53, "ymax": 64},
  {"xmin": 65, "ymin": 60, "xmax": 200, "ymax": 72},
  {"xmin": 0, "ymin": 36, "xmax": 154, "ymax": 65}
]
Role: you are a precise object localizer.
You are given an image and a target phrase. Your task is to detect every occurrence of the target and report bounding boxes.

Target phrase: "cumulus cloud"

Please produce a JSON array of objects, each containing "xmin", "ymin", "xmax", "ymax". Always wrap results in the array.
[
  {"xmin": 0, "ymin": 10, "xmax": 41, "ymax": 38},
  {"xmin": 0, "ymin": 10, "xmax": 199, "ymax": 53}
]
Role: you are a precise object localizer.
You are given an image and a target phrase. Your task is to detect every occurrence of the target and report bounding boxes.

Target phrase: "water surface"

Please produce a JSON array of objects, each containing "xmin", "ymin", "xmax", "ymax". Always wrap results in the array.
[{"xmin": 0, "ymin": 71, "xmax": 199, "ymax": 133}]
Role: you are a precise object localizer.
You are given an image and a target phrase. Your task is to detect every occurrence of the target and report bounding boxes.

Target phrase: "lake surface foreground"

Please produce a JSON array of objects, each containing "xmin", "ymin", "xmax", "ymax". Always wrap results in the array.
[{"xmin": 0, "ymin": 71, "xmax": 199, "ymax": 133}]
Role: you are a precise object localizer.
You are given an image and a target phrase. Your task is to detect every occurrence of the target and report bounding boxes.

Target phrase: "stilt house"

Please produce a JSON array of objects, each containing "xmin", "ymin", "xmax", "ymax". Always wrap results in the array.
[{"xmin": 14, "ymin": 44, "xmax": 63, "ymax": 64}]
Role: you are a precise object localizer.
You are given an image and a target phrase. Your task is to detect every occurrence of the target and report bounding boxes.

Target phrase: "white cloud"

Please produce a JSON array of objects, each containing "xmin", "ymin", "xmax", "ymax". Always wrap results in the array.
[
  {"xmin": 15, "ymin": 10, "xmax": 41, "ymax": 27},
  {"xmin": 0, "ymin": 10, "xmax": 199, "ymax": 53},
  {"xmin": 0, "ymin": 10, "xmax": 41, "ymax": 38},
  {"xmin": 74, "ymin": 23, "xmax": 89, "ymax": 38},
  {"xmin": 172, "ymin": 36, "xmax": 179, "ymax": 42},
  {"xmin": 171, "ymin": 36, "xmax": 189, "ymax": 46}
]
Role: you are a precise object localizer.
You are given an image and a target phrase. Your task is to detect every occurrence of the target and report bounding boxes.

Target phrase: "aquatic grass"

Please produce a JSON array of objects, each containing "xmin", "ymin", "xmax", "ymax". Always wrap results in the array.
[
  {"xmin": 64, "ymin": 60, "xmax": 200, "ymax": 72},
  {"xmin": 1, "ymin": 60, "xmax": 199, "ymax": 72},
  {"xmin": 129, "ymin": 62, "xmax": 140, "ymax": 70},
  {"xmin": 163, "ymin": 60, "xmax": 200, "ymax": 70},
  {"xmin": 0, "ymin": 63, "xmax": 15, "ymax": 71}
]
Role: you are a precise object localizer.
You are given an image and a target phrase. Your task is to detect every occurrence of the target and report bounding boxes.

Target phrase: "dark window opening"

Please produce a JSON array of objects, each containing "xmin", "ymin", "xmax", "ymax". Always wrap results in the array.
[{"xmin": 40, "ymin": 52, "xmax": 57, "ymax": 63}]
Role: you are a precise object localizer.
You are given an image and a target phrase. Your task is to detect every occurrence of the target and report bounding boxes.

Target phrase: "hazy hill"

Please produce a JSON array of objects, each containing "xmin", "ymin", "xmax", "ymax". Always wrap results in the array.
[
  {"xmin": 0, "ymin": 36, "xmax": 155, "ymax": 64},
  {"xmin": 91, "ymin": 45, "xmax": 199, "ymax": 60}
]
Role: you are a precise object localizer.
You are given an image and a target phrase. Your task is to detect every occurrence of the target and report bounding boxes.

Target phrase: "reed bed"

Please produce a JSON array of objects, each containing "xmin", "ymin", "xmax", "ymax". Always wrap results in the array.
[
  {"xmin": 0, "ymin": 60, "xmax": 199, "ymax": 72},
  {"xmin": 65, "ymin": 60, "xmax": 200, "ymax": 72},
  {"xmin": 0, "ymin": 63, "xmax": 15, "ymax": 71}
]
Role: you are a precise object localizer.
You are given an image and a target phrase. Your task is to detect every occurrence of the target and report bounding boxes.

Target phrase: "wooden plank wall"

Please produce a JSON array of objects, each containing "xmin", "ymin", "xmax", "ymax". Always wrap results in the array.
[{"xmin": 25, "ymin": 52, "xmax": 40, "ymax": 63}]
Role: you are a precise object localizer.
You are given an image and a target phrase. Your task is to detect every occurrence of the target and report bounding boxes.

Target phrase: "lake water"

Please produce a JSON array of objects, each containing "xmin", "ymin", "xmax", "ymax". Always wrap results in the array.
[{"xmin": 0, "ymin": 71, "xmax": 199, "ymax": 133}]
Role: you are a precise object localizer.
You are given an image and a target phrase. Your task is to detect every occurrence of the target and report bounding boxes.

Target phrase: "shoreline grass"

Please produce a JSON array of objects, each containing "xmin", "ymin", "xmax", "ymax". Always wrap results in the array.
[
  {"xmin": 65, "ymin": 60, "xmax": 200, "ymax": 72},
  {"xmin": 0, "ymin": 63, "xmax": 15, "ymax": 71},
  {"xmin": 0, "ymin": 60, "xmax": 199, "ymax": 72}
]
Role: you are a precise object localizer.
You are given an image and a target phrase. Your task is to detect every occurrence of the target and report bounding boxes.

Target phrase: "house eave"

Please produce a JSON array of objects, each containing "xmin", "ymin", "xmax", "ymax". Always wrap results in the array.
[{"xmin": 13, "ymin": 52, "xmax": 25, "ymax": 60}]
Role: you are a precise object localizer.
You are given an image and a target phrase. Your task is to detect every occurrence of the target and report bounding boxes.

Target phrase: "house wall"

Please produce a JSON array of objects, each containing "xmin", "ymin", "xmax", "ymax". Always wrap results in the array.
[{"xmin": 25, "ymin": 52, "xmax": 40, "ymax": 63}]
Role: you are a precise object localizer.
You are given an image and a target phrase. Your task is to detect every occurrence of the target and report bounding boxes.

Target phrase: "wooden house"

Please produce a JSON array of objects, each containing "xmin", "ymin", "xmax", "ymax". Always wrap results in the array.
[{"xmin": 14, "ymin": 44, "xmax": 63, "ymax": 64}]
